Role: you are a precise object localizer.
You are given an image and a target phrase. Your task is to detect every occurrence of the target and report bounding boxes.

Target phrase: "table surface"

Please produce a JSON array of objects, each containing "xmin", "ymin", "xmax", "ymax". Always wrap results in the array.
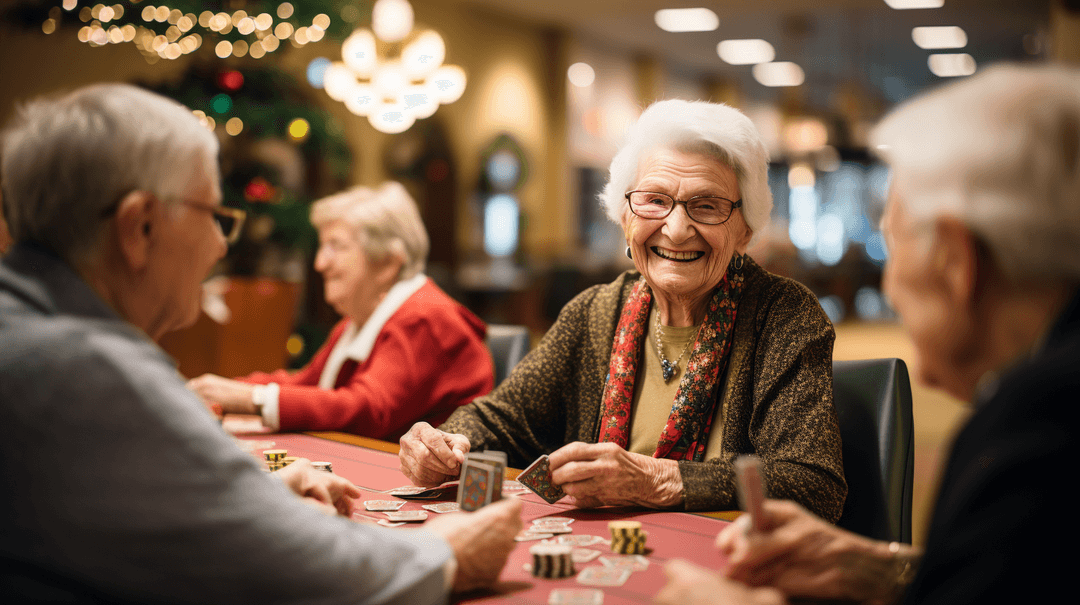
[{"xmin": 234, "ymin": 429, "xmax": 734, "ymax": 605}]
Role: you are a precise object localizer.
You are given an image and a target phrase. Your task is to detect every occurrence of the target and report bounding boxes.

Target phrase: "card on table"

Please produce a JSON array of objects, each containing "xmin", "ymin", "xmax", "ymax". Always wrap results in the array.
[
  {"xmin": 515, "ymin": 530, "xmax": 555, "ymax": 542},
  {"xmin": 364, "ymin": 500, "xmax": 406, "ymax": 511},
  {"xmin": 570, "ymin": 548, "xmax": 602, "ymax": 564},
  {"xmin": 532, "ymin": 521, "xmax": 573, "ymax": 534},
  {"xmin": 517, "ymin": 454, "xmax": 566, "ymax": 504},
  {"xmin": 457, "ymin": 460, "xmax": 495, "ymax": 512},
  {"xmin": 378, "ymin": 519, "xmax": 406, "ymax": 528},
  {"xmin": 466, "ymin": 451, "xmax": 506, "ymax": 501},
  {"xmin": 548, "ymin": 588, "xmax": 604, "ymax": 605},
  {"xmin": 387, "ymin": 481, "xmax": 459, "ymax": 500},
  {"xmin": 384, "ymin": 510, "xmax": 428, "ymax": 522},
  {"xmin": 557, "ymin": 534, "xmax": 606, "ymax": 547},
  {"xmin": 421, "ymin": 502, "xmax": 460, "ymax": 513},
  {"xmin": 576, "ymin": 566, "xmax": 630, "ymax": 587},
  {"xmin": 598, "ymin": 555, "xmax": 649, "ymax": 572}
]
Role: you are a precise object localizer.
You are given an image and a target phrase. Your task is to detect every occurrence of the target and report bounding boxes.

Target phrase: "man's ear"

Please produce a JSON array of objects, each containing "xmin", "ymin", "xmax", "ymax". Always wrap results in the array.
[
  {"xmin": 932, "ymin": 216, "xmax": 979, "ymax": 310},
  {"xmin": 112, "ymin": 190, "xmax": 157, "ymax": 271}
]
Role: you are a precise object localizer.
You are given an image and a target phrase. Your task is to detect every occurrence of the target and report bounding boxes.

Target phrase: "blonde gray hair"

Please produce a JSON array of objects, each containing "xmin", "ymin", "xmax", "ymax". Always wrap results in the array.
[
  {"xmin": 310, "ymin": 182, "xmax": 429, "ymax": 280},
  {"xmin": 1, "ymin": 83, "xmax": 219, "ymax": 263},
  {"xmin": 600, "ymin": 99, "xmax": 772, "ymax": 241},
  {"xmin": 870, "ymin": 63, "xmax": 1080, "ymax": 282}
]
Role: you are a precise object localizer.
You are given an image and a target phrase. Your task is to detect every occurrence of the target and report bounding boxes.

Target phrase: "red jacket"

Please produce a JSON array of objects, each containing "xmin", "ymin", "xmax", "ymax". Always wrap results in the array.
[{"xmin": 243, "ymin": 279, "xmax": 494, "ymax": 440}]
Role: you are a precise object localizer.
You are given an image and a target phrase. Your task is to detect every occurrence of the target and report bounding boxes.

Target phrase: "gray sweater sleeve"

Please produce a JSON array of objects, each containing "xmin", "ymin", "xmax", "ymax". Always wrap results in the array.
[{"xmin": 0, "ymin": 318, "xmax": 452, "ymax": 605}]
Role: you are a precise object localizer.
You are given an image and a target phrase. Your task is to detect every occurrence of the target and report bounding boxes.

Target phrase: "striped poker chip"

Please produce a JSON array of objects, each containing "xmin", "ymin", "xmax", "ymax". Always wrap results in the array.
[
  {"xmin": 529, "ymin": 544, "xmax": 575, "ymax": 579},
  {"xmin": 609, "ymin": 530, "xmax": 647, "ymax": 555},
  {"xmin": 263, "ymin": 449, "xmax": 287, "ymax": 461},
  {"xmin": 311, "ymin": 461, "xmax": 333, "ymax": 473}
]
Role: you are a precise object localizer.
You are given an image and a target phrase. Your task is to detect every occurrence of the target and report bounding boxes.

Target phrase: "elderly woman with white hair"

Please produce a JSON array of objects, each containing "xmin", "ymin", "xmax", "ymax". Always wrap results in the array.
[
  {"xmin": 399, "ymin": 99, "xmax": 847, "ymax": 515},
  {"xmin": 188, "ymin": 182, "xmax": 494, "ymax": 440},
  {"xmin": 654, "ymin": 64, "xmax": 1080, "ymax": 605}
]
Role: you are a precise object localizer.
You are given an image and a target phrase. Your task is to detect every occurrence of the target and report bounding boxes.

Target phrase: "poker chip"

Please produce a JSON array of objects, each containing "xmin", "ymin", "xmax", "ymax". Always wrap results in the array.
[
  {"xmin": 529, "ymin": 543, "xmax": 576, "ymax": 579},
  {"xmin": 263, "ymin": 449, "xmax": 288, "ymax": 472},
  {"xmin": 608, "ymin": 521, "xmax": 646, "ymax": 554},
  {"xmin": 311, "ymin": 461, "xmax": 333, "ymax": 473}
]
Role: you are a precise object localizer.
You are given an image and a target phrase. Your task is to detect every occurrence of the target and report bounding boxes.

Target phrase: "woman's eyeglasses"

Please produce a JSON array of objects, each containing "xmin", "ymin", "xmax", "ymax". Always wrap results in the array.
[{"xmin": 625, "ymin": 190, "xmax": 742, "ymax": 225}]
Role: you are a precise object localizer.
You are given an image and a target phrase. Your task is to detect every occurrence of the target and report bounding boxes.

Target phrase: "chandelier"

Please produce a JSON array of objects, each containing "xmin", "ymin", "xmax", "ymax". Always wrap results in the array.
[{"xmin": 320, "ymin": 0, "xmax": 466, "ymax": 134}]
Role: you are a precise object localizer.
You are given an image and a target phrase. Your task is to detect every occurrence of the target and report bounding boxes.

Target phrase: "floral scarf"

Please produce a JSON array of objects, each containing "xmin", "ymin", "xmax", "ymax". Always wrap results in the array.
[{"xmin": 597, "ymin": 255, "xmax": 746, "ymax": 462}]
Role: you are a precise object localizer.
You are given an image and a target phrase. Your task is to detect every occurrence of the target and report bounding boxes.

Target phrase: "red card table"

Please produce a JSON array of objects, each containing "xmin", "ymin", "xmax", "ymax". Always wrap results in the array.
[{"xmin": 236, "ymin": 430, "xmax": 735, "ymax": 604}]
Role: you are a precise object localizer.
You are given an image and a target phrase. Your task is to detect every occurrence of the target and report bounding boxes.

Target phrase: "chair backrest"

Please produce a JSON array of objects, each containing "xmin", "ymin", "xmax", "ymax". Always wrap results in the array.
[
  {"xmin": 833, "ymin": 358, "xmax": 915, "ymax": 543},
  {"xmin": 486, "ymin": 324, "xmax": 530, "ymax": 386}
]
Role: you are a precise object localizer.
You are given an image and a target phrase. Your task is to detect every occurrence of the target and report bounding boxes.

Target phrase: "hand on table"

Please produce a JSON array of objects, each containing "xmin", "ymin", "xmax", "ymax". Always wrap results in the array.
[
  {"xmin": 424, "ymin": 497, "xmax": 523, "ymax": 593},
  {"xmin": 548, "ymin": 442, "xmax": 683, "ymax": 509},
  {"xmin": 274, "ymin": 458, "xmax": 361, "ymax": 517},
  {"xmin": 715, "ymin": 499, "xmax": 915, "ymax": 603},
  {"xmin": 398, "ymin": 422, "xmax": 471, "ymax": 486},
  {"xmin": 186, "ymin": 373, "xmax": 256, "ymax": 415},
  {"xmin": 654, "ymin": 559, "xmax": 785, "ymax": 605}
]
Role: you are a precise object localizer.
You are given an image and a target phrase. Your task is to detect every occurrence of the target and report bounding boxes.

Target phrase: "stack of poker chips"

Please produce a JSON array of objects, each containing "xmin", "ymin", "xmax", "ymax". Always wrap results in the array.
[
  {"xmin": 282, "ymin": 456, "xmax": 299, "ymax": 467},
  {"xmin": 311, "ymin": 461, "xmax": 333, "ymax": 473},
  {"xmin": 263, "ymin": 449, "xmax": 288, "ymax": 471},
  {"xmin": 608, "ymin": 520, "xmax": 646, "ymax": 555},
  {"xmin": 529, "ymin": 544, "xmax": 575, "ymax": 579}
]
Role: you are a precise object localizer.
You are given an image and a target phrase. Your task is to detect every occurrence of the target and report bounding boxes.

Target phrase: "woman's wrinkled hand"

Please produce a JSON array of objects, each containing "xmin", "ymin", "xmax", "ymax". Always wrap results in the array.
[
  {"xmin": 548, "ymin": 441, "xmax": 683, "ymax": 509},
  {"xmin": 398, "ymin": 422, "xmax": 471, "ymax": 486},
  {"xmin": 186, "ymin": 374, "xmax": 256, "ymax": 415}
]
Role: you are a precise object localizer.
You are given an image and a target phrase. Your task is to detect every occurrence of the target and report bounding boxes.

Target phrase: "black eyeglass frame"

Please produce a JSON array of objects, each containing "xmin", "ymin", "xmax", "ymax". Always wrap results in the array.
[{"xmin": 624, "ymin": 190, "xmax": 743, "ymax": 225}]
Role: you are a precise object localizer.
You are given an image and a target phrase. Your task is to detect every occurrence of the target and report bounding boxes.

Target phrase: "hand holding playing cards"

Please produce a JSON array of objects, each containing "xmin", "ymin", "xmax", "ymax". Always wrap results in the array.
[
  {"xmin": 548, "ymin": 442, "xmax": 683, "ymax": 508},
  {"xmin": 398, "ymin": 422, "xmax": 472, "ymax": 486},
  {"xmin": 654, "ymin": 559, "xmax": 785, "ymax": 605},
  {"xmin": 424, "ymin": 497, "xmax": 523, "ymax": 593},
  {"xmin": 715, "ymin": 499, "xmax": 917, "ymax": 603},
  {"xmin": 274, "ymin": 458, "xmax": 361, "ymax": 517}
]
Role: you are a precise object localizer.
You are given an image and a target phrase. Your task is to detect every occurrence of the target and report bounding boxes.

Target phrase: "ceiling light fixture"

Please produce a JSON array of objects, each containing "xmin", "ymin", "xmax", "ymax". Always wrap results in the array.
[
  {"xmin": 928, "ymin": 53, "xmax": 977, "ymax": 77},
  {"xmin": 752, "ymin": 62, "xmax": 805, "ymax": 87},
  {"xmin": 654, "ymin": 8, "xmax": 719, "ymax": 33},
  {"xmin": 912, "ymin": 26, "xmax": 967, "ymax": 49},
  {"xmin": 884, "ymin": 0, "xmax": 944, "ymax": 9},
  {"xmin": 717, "ymin": 39, "xmax": 776, "ymax": 65}
]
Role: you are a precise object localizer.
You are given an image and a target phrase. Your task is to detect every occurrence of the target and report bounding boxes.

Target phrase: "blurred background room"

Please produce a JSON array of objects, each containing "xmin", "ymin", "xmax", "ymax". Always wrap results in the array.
[{"xmin": 3, "ymin": 0, "xmax": 1079, "ymax": 544}]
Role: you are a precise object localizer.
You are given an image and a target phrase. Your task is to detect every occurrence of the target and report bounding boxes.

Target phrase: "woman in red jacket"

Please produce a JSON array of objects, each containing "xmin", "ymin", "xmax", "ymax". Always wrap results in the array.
[{"xmin": 188, "ymin": 182, "xmax": 494, "ymax": 440}]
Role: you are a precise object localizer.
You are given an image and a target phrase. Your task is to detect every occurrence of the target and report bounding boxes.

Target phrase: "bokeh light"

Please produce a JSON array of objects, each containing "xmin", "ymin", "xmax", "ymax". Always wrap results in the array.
[{"xmin": 288, "ymin": 118, "xmax": 311, "ymax": 142}]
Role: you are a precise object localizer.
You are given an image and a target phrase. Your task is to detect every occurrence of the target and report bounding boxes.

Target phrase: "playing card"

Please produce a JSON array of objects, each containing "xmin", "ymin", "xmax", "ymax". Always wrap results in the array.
[
  {"xmin": 535, "ymin": 516, "xmax": 575, "ymax": 525},
  {"xmin": 421, "ymin": 502, "xmax": 460, "ymax": 513},
  {"xmin": 387, "ymin": 481, "xmax": 459, "ymax": 500},
  {"xmin": 517, "ymin": 455, "xmax": 566, "ymax": 504},
  {"xmin": 576, "ymin": 567, "xmax": 630, "ymax": 587},
  {"xmin": 384, "ymin": 510, "xmax": 428, "ymax": 522},
  {"xmin": 571, "ymin": 548, "xmax": 602, "ymax": 564},
  {"xmin": 377, "ymin": 519, "xmax": 406, "ymax": 527},
  {"xmin": 466, "ymin": 451, "xmax": 506, "ymax": 501},
  {"xmin": 557, "ymin": 535, "xmax": 606, "ymax": 547},
  {"xmin": 532, "ymin": 522, "xmax": 573, "ymax": 534},
  {"xmin": 503, "ymin": 480, "xmax": 527, "ymax": 491},
  {"xmin": 549, "ymin": 588, "xmax": 604, "ymax": 605},
  {"xmin": 364, "ymin": 500, "xmax": 406, "ymax": 511},
  {"xmin": 457, "ymin": 460, "xmax": 495, "ymax": 512},
  {"xmin": 515, "ymin": 530, "xmax": 555, "ymax": 542},
  {"xmin": 598, "ymin": 555, "xmax": 649, "ymax": 572}
]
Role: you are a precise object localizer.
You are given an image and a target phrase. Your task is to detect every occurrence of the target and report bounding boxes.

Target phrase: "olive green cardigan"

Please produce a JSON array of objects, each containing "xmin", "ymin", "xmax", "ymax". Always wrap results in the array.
[{"xmin": 440, "ymin": 258, "xmax": 847, "ymax": 520}]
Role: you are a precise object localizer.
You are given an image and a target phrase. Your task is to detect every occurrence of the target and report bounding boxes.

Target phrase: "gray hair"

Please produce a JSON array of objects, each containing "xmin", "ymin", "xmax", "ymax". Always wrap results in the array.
[
  {"xmin": 1, "ymin": 83, "xmax": 219, "ymax": 263},
  {"xmin": 310, "ymin": 181, "xmax": 429, "ymax": 280},
  {"xmin": 600, "ymin": 99, "xmax": 772, "ymax": 241},
  {"xmin": 870, "ymin": 63, "xmax": 1080, "ymax": 282}
]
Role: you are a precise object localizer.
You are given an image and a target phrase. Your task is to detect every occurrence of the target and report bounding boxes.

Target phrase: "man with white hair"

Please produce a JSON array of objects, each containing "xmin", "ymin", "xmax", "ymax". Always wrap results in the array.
[
  {"xmin": 654, "ymin": 63, "xmax": 1080, "ymax": 605},
  {"xmin": 0, "ymin": 83, "xmax": 521, "ymax": 604}
]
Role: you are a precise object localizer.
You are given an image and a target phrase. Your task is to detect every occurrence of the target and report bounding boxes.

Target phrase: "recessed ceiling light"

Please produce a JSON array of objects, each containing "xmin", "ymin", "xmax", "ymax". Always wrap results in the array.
[
  {"xmin": 912, "ymin": 26, "xmax": 967, "ymax": 49},
  {"xmin": 928, "ymin": 53, "xmax": 977, "ymax": 77},
  {"xmin": 654, "ymin": 8, "xmax": 719, "ymax": 33},
  {"xmin": 752, "ymin": 62, "xmax": 805, "ymax": 87},
  {"xmin": 884, "ymin": 0, "xmax": 944, "ymax": 8},
  {"xmin": 717, "ymin": 39, "xmax": 776, "ymax": 65}
]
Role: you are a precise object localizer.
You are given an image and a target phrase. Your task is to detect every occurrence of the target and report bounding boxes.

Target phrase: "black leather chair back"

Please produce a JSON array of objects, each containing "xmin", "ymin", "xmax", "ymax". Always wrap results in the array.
[
  {"xmin": 485, "ymin": 324, "xmax": 530, "ymax": 386},
  {"xmin": 833, "ymin": 358, "xmax": 915, "ymax": 543}
]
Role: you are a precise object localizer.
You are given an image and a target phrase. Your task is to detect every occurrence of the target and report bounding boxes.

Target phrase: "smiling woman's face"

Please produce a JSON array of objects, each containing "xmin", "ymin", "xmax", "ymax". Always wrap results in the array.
[{"xmin": 623, "ymin": 147, "xmax": 751, "ymax": 311}]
